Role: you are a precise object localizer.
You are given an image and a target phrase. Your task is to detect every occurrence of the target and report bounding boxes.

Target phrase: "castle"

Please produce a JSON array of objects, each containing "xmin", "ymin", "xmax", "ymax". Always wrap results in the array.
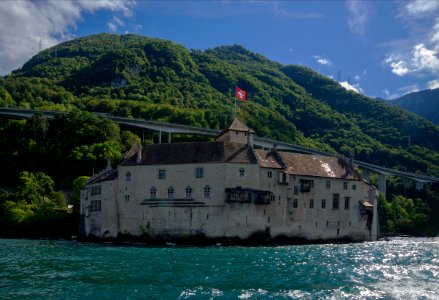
[{"xmin": 80, "ymin": 119, "xmax": 378, "ymax": 243}]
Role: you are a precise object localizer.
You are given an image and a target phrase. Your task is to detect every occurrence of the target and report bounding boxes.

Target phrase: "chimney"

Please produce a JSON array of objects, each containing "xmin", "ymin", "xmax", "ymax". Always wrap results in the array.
[
  {"xmin": 105, "ymin": 158, "xmax": 112, "ymax": 171},
  {"xmin": 136, "ymin": 144, "xmax": 142, "ymax": 163},
  {"xmin": 247, "ymin": 129, "xmax": 253, "ymax": 147}
]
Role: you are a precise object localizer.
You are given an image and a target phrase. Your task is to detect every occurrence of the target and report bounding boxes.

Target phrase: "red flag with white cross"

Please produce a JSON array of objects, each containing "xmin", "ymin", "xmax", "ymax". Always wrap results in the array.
[{"xmin": 235, "ymin": 86, "xmax": 247, "ymax": 101}]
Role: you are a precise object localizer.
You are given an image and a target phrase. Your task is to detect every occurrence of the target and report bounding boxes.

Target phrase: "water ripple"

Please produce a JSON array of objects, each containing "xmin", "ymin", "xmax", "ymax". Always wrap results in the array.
[{"xmin": 0, "ymin": 238, "xmax": 438, "ymax": 299}]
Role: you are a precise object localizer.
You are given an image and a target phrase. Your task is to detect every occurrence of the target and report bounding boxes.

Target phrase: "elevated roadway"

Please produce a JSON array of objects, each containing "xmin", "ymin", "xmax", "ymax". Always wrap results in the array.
[{"xmin": 0, "ymin": 108, "xmax": 437, "ymax": 193}]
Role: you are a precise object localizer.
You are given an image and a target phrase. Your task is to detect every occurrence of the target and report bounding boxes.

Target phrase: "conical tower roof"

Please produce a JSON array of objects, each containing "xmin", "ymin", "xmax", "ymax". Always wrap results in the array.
[
  {"xmin": 226, "ymin": 118, "xmax": 255, "ymax": 133},
  {"xmin": 215, "ymin": 118, "xmax": 255, "ymax": 142}
]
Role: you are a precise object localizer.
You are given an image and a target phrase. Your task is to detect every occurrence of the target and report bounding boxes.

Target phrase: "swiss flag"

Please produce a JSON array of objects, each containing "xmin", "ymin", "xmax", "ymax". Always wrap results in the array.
[{"xmin": 235, "ymin": 86, "xmax": 247, "ymax": 101}]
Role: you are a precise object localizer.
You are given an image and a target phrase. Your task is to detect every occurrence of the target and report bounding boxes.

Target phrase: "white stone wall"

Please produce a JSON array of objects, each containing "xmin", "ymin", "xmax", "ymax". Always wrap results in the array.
[
  {"xmin": 81, "ymin": 162, "xmax": 373, "ymax": 241},
  {"xmin": 81, "ymin": 179, "xmax": 118, "ymax": 238},
  {"xmin": 216, "ymin": 131, "xmax": 253, "ymax": 145}
]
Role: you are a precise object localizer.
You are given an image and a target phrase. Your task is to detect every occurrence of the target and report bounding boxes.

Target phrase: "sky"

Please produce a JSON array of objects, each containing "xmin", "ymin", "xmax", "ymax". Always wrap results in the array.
[{"xmin": 1, "ymin": 0, "xmax": 439, "ymax": 100}]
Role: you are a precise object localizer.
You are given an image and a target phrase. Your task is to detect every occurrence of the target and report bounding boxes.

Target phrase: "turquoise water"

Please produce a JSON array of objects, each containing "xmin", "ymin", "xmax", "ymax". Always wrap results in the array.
[{"xmin": 0, "ymin": 238, "xmax": 438, "ymax": 299}]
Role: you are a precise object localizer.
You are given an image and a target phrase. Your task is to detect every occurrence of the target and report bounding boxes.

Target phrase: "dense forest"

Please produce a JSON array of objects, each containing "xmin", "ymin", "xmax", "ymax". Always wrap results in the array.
[
  {"xmin": 388, "ymin": 88, "xmax": 439, "ymax": 125},
  {"xmin": 0, "ymin": 33, "xmax": 438, "ymax": 238}
]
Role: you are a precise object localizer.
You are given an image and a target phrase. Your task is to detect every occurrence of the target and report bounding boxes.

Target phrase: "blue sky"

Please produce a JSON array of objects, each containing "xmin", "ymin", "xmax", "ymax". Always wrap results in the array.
[{"xmin": 1, "ymin": 0, "xmax": 439, "ymax": 99}]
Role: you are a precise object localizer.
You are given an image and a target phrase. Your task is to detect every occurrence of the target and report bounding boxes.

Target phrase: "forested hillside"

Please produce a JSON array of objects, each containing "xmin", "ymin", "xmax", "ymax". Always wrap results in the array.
[
  {"xmin": 0, "ymin": 33, "xmax": 438, "ymax": 237},
  {"xmin": 388, "ymin": 88, "xmax": 439, "ymax": 125}
]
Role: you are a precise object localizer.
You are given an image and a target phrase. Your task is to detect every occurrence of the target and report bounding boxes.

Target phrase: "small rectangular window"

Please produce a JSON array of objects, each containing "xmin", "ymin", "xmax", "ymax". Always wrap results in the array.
[
  {"xmin": 195, "ymin": 167, "xmax": 203, "ymax": 178},
  {"xmin": 343, "ymin": 181, "xmax": 348, "ymax": 190},
  {"xmin": 293, "ymin": 186, "xmax": 298, "ymax": 195},
  {"xmin": 90, "ymin": 200, "xmax": 101, "ymax": 212},
  {"xmin": 204, "ymin": 186, "xmax": 211, "ymax": 198},
  {"xmin": 293, "ymin": 199, "xmax": 298, "ymax": 208},
  {"xmin": 352, "ymin": 184, "xmax": 356, "ymax": 190},
  {"xmin": 150, "ymin": 187, "xmax": 157, "ymax": 199},
  {"xmin": 333, "ymin": 194, "xmax": 340, "ymax": 209},
  {"xmin": 91, "ymin": 185, "xmax": 102, "ymax": 195},
  {"xmin": 344, "ymin": 197, "xmax": 350, "ymax": 209},
  {"xmin": 326, "ymin": 180, "xmax": 331, "ymax": 189},
  {"xmin": 159, "ymin": 169, "xmax": 166, "ymax": 179}
]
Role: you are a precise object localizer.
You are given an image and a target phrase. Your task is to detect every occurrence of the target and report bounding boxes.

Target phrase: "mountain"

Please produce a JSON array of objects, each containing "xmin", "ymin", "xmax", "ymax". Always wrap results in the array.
[
  {"xmin": 0, "ymin": 33, "xmax": 438, "ymax": 177},
  {"xmin": 388, "ymin": 89, "xmax": 439, "ymax": 125},
  {"xmin": 1, "ymin": 33, "xmax": 438, "ymax": 237}
]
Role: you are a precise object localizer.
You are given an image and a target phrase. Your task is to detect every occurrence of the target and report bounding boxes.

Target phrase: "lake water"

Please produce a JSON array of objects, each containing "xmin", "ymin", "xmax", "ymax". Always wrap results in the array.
[{"xmin": 0, "ymin": 238, "xmax": 438, "ymax": 299}]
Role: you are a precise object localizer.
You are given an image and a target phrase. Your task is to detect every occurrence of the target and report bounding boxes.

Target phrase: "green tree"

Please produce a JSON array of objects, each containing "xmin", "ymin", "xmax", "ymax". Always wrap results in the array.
[{"xmin": 15, "ymin": 171, "xmax": 54, "ymax": 207}]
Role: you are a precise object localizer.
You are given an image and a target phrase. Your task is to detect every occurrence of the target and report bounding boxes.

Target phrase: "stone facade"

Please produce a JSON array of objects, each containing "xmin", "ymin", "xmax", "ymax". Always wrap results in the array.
[{"xmin": 80, "ymin": 119, "xmax": 378, "ymax": 243}]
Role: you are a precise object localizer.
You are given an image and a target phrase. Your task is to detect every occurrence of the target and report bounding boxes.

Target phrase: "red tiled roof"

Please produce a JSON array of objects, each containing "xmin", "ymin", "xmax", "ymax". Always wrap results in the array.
[
  {"xmin": 254, "ymin": 149, "xmax": 283, "ymax": 169},
  {"xmin": 255, "ymin": 150, "xmax": 361, "ymax": 180},
  {"xmin": 216, "ymin": 118, "xmax": 255, "ymax": 139},
  {"xmin": 122, "ymin": 141, "xmax": 258, "ymax": 166}
]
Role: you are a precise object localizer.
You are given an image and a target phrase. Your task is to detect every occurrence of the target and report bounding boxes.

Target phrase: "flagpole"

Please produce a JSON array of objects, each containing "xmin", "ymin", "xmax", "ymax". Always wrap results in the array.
[
  {"xmin": 234, "ymin": 97, "xmax": 237, "ymax": 118},
  {"xmin": 230, "ymin": 87, "xmax": 237, "ymax": 118}
]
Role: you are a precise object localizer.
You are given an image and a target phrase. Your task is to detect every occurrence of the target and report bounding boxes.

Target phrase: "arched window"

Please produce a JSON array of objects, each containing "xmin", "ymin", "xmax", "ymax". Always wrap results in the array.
[
  {"xmin": 322, "ymin": 199, "xmax": 326, "ymax": 209},
  {"xmin": 185, "ymin": 186, "xmax": 193, "ymax": 198},
  {"xmin": 239, "ymin": 168, "xmax": 245, "ymax": 177},
  {"xmin": 309, "ymin": 199, "xmax": 314, "ymax": 209},
  {"xmin": 293, "ymin": 199, "xmax": 298, "ymax": 208},
  {"xmin": 167, "ymin": 186, "xmax": 175, "ymax": 199},
  {"xmin": 124, "ymin": 194, "xmax": 130, "ymax": 202},
  {"xmin": 150, "ymin": 187, "xmax": 157, "ymax": 199},
  {"xmin": 204, "ymin": 185, "xmax": 211, "ymax": 198},
  {"xmin": 126, "ymin": 171, "xmax": 131, "ymax": 181}
]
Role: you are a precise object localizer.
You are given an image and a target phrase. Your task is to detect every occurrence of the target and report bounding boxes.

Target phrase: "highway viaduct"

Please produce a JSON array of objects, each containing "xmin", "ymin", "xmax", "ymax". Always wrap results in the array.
[{"xmin": 1, "ymin": 107, "xmax": 437, "ymax": 196}]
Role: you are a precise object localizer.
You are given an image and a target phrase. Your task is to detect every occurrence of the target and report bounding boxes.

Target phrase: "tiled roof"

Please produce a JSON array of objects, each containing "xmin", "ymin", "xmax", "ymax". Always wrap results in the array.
[
  {"xmin": 283, "ymin": 152, "xmax": 361, "ymax": 180},
  {"xmin": 216, "ymin": 118, "xmax": 255, "ymax": 139},
  {"xmin": 122, "ymin": 141, "xmax": 258, "ymax": 166},
  {"xmin": 255, "ymin": 150, "xmax": 362, "ymax": 180},
  {"xmin": 121, "ymin": 138, "xmax": 361, "ymax": 180},
  {"xmin": 227, "ymin": 118, "xmax": 255, "ymax": 133},
  {"xmin": 254, "ymin": 149, "xmax": 284, "ymax": 169},
  {"xmin": 87, "ymin": 169, "xmax": 118, "ymax": 184}
]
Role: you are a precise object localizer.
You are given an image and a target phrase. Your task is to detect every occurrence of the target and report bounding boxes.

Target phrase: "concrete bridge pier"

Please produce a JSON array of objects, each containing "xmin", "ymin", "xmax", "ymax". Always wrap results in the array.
[
  {"xmin": 362, "ymin": 169, "xmax": 370, "ymax": 182},
  {"xmin": 378, "ymin": 173, "xmax": 387, "ymax": 197},
  {"xmin": 158, "ymin": 130, "xmax": 162, "ymax": 144},
  {"xmin": 415, "ymin": 181, "xmax": 424, "ymax": 191},
  {"xmin": 402, "ymin": 178, "xmax": 411, "ymax": 189},
  {"xmin": 168, "ymin": 132, "xmax": 172, "ymax": 143}
]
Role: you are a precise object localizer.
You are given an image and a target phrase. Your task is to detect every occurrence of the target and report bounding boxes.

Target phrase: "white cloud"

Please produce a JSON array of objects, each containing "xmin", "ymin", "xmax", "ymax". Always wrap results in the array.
[
  {"xmin": 268, "ymin": 2, "xmax": 321, "ymax": 19},
  {"xmin": 108, "ymin": 16, "xmax": 126, "ymax": 32},
  {"xmin": 317, "ymin": 58, "xmax": 331, "ymax": 65},
  {"xmin": 346, "ymin": 0, "xmax": 369, "ymax": 35},
  {"xmin": 384, "ymin": 1, "xmax": 439, "ymax": 88},
  {"xmin": 0, "ymin": 0, "xmax": 135, "ymax": 75},
  {"xmin": 339, "ymin": 81, "xmax": 363, "ymax": 94},
  {"xmin": 399, "ymin": 84, "xmax": 420, "ymax": 94},
  {"xmin": 383, "ymin": 89, "xmax": 398, "ymax": 99},
  {"xmin": 314, "ymin": 55, "xmax": 331, "ymax": 66},
  {"xmin": 384, "ymin": 84, "xmax": 421, "ymax": 99},
  {"xmin": 385, "ymin": 57, "xmax": 410, "ymax": 76},
  {"xmin": 428, "ymin": 78, "xmax": 439, "ymax": 89},
  {"xmin": 405, "ymin": 0, "xmax": 439, "ymax": 16},
  {"xmin": 412, "ymin": 44, "xmax": 439, "ymax": 71},
  {"xmin": 385, "ymin": 44, "xmax": 439, "ymax": 77}
]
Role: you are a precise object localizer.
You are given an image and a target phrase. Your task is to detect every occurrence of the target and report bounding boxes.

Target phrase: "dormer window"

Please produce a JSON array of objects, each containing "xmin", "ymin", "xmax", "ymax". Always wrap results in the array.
[{"xmin": 239, "ymin": 168, "xmax": 245, "ymax": 177}]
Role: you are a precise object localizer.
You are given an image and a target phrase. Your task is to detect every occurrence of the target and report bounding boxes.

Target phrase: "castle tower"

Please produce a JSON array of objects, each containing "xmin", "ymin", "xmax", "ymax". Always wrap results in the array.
[{"xmin": 216, "ymin": 118, "xmax": 255, "ymax": 146}]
